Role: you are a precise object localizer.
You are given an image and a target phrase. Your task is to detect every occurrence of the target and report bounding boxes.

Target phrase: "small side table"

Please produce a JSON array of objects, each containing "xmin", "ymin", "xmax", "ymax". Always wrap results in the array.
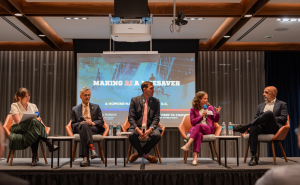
[
  {"xmin": 216, "ymin": 136, "xmax": 241, "ymax": 167},
  {"xmin": 47, "ymin": 136, "xmax": 75, "ymax": 168},
  {"xmin": 103, "ymin": 136, "xmax": 127, "ymax": 167}
]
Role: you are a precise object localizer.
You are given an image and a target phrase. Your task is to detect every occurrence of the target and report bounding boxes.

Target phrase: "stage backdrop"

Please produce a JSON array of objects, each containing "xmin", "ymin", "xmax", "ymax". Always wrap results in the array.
[{"xmin": 265, "ymin": 51, "xmax": 300, "ymax": 157}]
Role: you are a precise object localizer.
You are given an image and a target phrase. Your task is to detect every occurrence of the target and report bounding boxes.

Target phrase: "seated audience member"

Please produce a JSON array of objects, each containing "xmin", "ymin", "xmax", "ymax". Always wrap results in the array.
[
  {"xmin": 0, "ymin": 123, "xmax": 29, "ymax": 185},
  {"xmin": 9, "ymin": 88, "xmax": 58, "ymax": 166},
  {"xmin": 128, "ymin": 81, "xmax": 161, "ymax": 163},
  {"xmin": 71, "ymin": 87, "xmax": 105, "ymax": 167},
  {"xmin": 233, "ymin": 86, "xmax": 288, "ymax": 166},
  {"xmin": 255, "ymin": 124, "xmax": 300, "ymax": 185},
  {"xmin": 181, "ymin": 91, "xmax": 221, "ymax": 165}
]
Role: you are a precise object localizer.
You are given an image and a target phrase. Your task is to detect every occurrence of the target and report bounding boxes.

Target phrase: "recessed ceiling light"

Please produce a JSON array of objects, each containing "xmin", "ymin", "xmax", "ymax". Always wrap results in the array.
[
  {"xmin": 66, "ymin": 18, "xmax": 71, "ymax": 19},
  {"xmin": 265, "ymin": 36, "xmax": 273, "ymax": 38},
  {"xmin": 74, "ymin": 18, "xmax": 79, "ymax": 20},
  {"xmin": 82, "ymin": 18, "xmax": 87, "ymax": 20},
  {"xmin": 14, "ymin": 13, "xmax": 23, "ymax": 16},
  {"xmin": 244, "ymin": 15, "xmax": 252, "ymax": 17}
]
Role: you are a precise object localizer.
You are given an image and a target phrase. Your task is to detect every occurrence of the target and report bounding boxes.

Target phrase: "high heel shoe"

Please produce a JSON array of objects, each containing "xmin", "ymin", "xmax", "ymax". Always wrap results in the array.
[
  {"xmin": 181, "ymin": 146, "xmax": 189, "ymax": 152},
  {"xmin": 31, "ymin": 153, "xmax": 37, "ymax": 166},
  {"xmin": 45, "ymin": 139, "xmax": 59, "ymax": 152},
  {"xmin": 192, "ymin": 160, "xmax": 197, "ymax": 166}
]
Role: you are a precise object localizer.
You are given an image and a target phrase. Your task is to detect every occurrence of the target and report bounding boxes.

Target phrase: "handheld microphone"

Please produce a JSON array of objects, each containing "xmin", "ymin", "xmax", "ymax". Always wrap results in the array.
[
  {"xmin": 142, "ymin": 124, "xmax": 146, "ymax": 134},
  {"xmin": 203, "ymin": 104, "xmax": 207, "ymax": 119}
]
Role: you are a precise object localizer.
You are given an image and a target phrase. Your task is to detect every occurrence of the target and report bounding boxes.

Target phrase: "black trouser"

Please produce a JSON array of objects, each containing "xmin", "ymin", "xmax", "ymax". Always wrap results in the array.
[
  {"xmin": 76, "ymin": 123, "xmax": 101, "ymax": 157},
  {"xmin": 128, "ymin": 128, "xmax": 161, "ymax": 157},
  {"xmin": 31, "ymin": 139, "xmax": 40, "ymax": 154},
  {"xmin": 249, "ymin": 111, "xmax": 279, "ymax": 153}
]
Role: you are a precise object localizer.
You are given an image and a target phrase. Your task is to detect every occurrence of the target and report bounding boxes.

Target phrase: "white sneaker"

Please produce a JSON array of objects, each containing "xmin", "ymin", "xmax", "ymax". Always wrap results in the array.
[
  {"xmin": 192, "ymin": 160, "xmax": 197, "ymax": 166},
  {"xmin": 181, "ymin": 146, "xmax": 189, "ymax": 152}
]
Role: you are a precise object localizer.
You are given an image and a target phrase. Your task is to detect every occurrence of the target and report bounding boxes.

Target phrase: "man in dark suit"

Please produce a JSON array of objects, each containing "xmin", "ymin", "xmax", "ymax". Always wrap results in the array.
[
  {"xmin": 0, "ymin": 123, "xmax": 29, "ymax": 185},
  {"xmin": 71, "ymin": 87, "xmax": 105, "ymax": 167},
  {"xmin": 128, "ymin": 81, "xmax": 161, "ymax": 163},
  {"xmin": 234, "ymin": 86, "xmax": 288, "ymax": 166}
]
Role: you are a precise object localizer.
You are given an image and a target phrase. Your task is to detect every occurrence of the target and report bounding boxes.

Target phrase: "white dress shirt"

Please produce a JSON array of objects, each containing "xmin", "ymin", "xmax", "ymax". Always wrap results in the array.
[
  {"xmin": 10, "ymin": 102, "xmax": 38, "ymax": 125},
  {"xmin": 199, "ymin": 109, "xmax": 208, "ymax": 125},
  {"xmin": 263, "ymin": 98, "xmax": 276, "ymax": 112}
]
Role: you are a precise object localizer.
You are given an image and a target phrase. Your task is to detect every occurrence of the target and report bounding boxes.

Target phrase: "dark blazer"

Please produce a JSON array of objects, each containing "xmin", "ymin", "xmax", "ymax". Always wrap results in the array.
[
  {"xmin": 128, "ymin": 95, "xmax": 161, "ymax": 130},
  {"xmin": 252, "ymin": 99, "xmax": 288, "ymax": 128},
  {"xmin": 190, "ymin": 106, "xmax": 220, "ymax": 134},
  {"xmin": 71, "ymin": 102, "xmax": 105, "ymax": 134}
]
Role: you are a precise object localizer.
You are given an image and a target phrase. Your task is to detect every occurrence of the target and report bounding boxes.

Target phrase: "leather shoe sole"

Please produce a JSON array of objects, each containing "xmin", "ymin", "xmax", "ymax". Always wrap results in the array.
[
  {"xmin": 80, "ymin": 162, "xmax": 90, "ymax": 167},
  {"xmin": 129, "ymin": 152, "xmax": 139, "ymax": 163},
  {"xmin": 91, "ymin": 154, "xmax": 98, "ymax": 159},
  {"xmin": 233, "ymin": 125, "xmax": 248, "ymax": 133}
]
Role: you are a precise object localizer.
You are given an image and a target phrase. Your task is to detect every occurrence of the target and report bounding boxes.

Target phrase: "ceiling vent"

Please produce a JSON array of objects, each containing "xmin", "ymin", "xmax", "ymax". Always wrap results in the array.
[
  {"xmin": 1, "ymin": 16, "xmax": 34, "ymax": 40},
  {"xmin": 236, "ymin": 18, "xmax": 266, "ymax": 41}
]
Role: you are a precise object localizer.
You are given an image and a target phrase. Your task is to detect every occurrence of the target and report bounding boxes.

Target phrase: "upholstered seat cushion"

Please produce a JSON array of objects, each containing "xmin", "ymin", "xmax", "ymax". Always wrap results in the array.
[
  {"xmin": 202, "ymin": 134, "xmax": 216, "ymax": 142},
  {"xmin": 244, "ymin": 134, "xmax": 274, "ymax": 142},
  {"xmin": 74, "ymin": 134, "xmax": 103, "ymax": 141}
]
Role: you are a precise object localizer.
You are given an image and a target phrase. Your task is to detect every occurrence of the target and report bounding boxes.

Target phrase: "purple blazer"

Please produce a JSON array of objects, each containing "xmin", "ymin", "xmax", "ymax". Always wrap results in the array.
[{"xmin": 189, "ymin": 106, "xmax": 220, "ymax": 134}]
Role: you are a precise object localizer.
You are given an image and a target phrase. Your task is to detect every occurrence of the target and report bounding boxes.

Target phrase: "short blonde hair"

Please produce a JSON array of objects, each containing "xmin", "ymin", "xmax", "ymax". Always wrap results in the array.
[{"xmin": 79, "ymin": 87, "xmax": 91, "ymax": 95}]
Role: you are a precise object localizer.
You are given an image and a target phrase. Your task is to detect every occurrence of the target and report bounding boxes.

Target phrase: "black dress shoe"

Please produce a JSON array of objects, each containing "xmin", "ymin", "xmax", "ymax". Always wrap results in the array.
[
  {"xmin": 80, "ymin": 157, "xmax": 90, "ymax": 167},
  {"xmin": 45, "ymin": 139, "xmax": 60, "ymax": 152},
  {"xmin": 233, "ymin": 124, "xmax": 249, "ymax": 133},
  {"xmin": 90, "ymin": 149, "xmax": 98, "ymax": 159},
  {"xmin": 248, "ymin": 156, "xmax": 258, "ymax": 166}
]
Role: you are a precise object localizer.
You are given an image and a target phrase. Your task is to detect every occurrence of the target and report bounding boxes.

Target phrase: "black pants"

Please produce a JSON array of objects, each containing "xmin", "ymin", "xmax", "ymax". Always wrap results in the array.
[
  {"xmin": 128, "ymin": 128, "xmax": 161, "ymax": 157},
  {"xmin": 31, "ymin": 139, "xmax": 40, "ymax": 154},
  {"xmin": 76, "ymin": 123, "xmax": 101, "ymax": 157},
  {"xmin": 249, "ymin": 111, "xmax": 279, "ymax": 153}
]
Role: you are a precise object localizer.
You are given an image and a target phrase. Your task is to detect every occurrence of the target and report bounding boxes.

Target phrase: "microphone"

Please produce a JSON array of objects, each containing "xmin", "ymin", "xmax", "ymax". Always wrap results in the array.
[
  {"xmin": 203, "ymin": 104, "xmax": 207, "ymax": 119},
  {"xmin": 142, "ymin": 124, "xmax": 146, "ymax": 134}
]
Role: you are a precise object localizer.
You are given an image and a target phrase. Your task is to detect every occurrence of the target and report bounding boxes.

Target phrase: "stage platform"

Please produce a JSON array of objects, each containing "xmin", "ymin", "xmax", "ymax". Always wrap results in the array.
[{"xmin": 0, "ymin": 157, "xmax": 299, "ymax": 185}]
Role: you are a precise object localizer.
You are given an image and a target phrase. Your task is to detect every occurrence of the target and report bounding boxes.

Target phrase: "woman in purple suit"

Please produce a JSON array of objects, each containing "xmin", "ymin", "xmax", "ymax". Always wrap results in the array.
[{"xmin": 181, "ymin": 91, "xmax": 221, "ymax": 165}]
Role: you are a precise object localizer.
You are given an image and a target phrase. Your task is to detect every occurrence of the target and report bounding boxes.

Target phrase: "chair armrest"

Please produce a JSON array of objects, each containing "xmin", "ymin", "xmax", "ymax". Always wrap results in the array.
[
  {"xmin": 272, "ymin": 125, "xmax": 290, "ymax": 141},
  {"xmin": 45, "ymin": 127, "xmax": 51, "ymax": 135},
  {"xmin": 178, "ymin": 126, "xmax": 187, "ymax": 139},
  {"xmin": 3, "ymin": 126, "xmax": 10, "ymax": 137},
  {"xmin": 102, "ymin": 122, "xmax": 109, "ymax": 137},
  {"xmin": 65, "ymin": 125, "xmax": 74, "ymax": 136},
  {"xmin": 214, "ymin": 122, "xmax": 222, "ymax": 136},
  {"xmin": 160, "ymin": 127, "xmax": 165, "ymax": 137}
]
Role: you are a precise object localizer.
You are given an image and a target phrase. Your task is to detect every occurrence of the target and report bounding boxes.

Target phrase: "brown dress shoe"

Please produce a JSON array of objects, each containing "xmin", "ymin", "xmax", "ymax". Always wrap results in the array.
[
  {"xmin": 146, "ymin": 154, "xmax": 158, "ymax": 163},
  {"xmin": 129, "ymin": 152, "xmax": 139, "ymax": 163}
]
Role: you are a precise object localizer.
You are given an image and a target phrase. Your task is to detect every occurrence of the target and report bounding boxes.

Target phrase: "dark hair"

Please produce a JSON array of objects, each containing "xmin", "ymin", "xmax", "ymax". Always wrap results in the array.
[
  {"xmin": 13, "ymin": 88, "xmax": 30, "ymax": 103},
  {"xmin": 141, "ymin": 81, "xmax": 153, "ymax": 92},
  {"xmin": 192, "ymin": 91, "xmax": 210, "ymax": 110}
]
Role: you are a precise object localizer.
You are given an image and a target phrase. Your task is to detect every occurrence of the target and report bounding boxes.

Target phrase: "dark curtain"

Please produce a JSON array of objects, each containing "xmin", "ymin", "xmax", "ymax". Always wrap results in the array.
[{"xmin": 265, "ymin": 52, "xmax": 300, "ymax": 157}]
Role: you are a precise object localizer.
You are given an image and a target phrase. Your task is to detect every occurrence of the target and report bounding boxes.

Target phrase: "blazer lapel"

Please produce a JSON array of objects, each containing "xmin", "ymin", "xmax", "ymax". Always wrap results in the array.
[
  {"xmin": 89, "ymin": 103, "xmax": 94, "ymax": 120},
  {"xmin": 139, "ymin": 95, "xmax": 144, "ymax": 113},
  {"xmin": 78, "ymin": 104, "xmax": 83, "ymax": 117},
  {"xmin": 273, "ymin": 100, "xmax": 280, "ymax": 115}
]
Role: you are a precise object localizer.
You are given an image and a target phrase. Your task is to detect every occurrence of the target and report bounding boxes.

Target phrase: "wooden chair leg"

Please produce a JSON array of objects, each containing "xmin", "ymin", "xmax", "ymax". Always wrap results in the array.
[
  {"xmin": 9, "ymin": 150, "xmax": 14, "ymax": 166},
  {"xmin": 155, "ymin": 145, "xmax": 162, "ymax": 164},
  {"xmin": 6, "ymin": 149, "xmax": 11, "ymax": 163},
  {"xmin": 213, "ymin": 141, "xmax": 219, "ymax": 161},
  {"xmin": 244, "ymin": 142, "xmax": 249, "ymax": 163},
  {"xmin": 184, "ymin": 151, "xmax": 188, "ymax": 163},
  {"xmin": 40, "ymin": 141, "xmax": 48, "ymax": 164},
  {"xmin": 72, "ymin": 141, "xmax": 78, "ymax": 162},
  {"xmin": 257, "ymin": 142, "xmax": 260, "ymax": 161},
  {"xmin": 37, "ymin": 151, "xmax": 39, "ymax": 162},
  {"xmin": 126, "ymin": 143, "xmax": 132, "ymax": 164},
  {"xmin": 209, "ymin": 142, "xmax": 215, "ymax": 161},
  {"xmin": 98, "ymin": 142, "xmax": 105, "ymax": 163},
  {"xmin": 153, "ymin": 145, "xmax": 158, "ymax": 157},
  {"xmin": 271, "ymin": 141, "xmax": 276, "ymax": 165},
  {"xmin": 279, "ymin": 141, "xmax": 288, "ymax": 162}
]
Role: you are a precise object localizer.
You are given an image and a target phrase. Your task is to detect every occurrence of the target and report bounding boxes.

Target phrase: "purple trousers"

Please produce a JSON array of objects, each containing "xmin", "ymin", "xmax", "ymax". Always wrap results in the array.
[{"xmin": 189, "ymin": 124, "xmax": 214, "ymax": 153}]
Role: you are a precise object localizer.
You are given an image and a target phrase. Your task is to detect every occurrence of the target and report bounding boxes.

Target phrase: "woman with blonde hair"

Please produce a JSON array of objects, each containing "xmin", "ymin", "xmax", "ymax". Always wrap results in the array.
[
  {"xmin": 9, "ymin": 87, "xmax": 58, "ymax": 166},
  {"xmin": 181, "ymin": 91, "xmax": 221, "ymax": 165}
]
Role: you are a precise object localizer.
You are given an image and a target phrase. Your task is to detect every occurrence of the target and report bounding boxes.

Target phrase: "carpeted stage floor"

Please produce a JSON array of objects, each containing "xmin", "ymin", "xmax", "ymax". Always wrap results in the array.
[{"xmin": 0, "ymin": 157, "xmax": 299, "ymax": 185}]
